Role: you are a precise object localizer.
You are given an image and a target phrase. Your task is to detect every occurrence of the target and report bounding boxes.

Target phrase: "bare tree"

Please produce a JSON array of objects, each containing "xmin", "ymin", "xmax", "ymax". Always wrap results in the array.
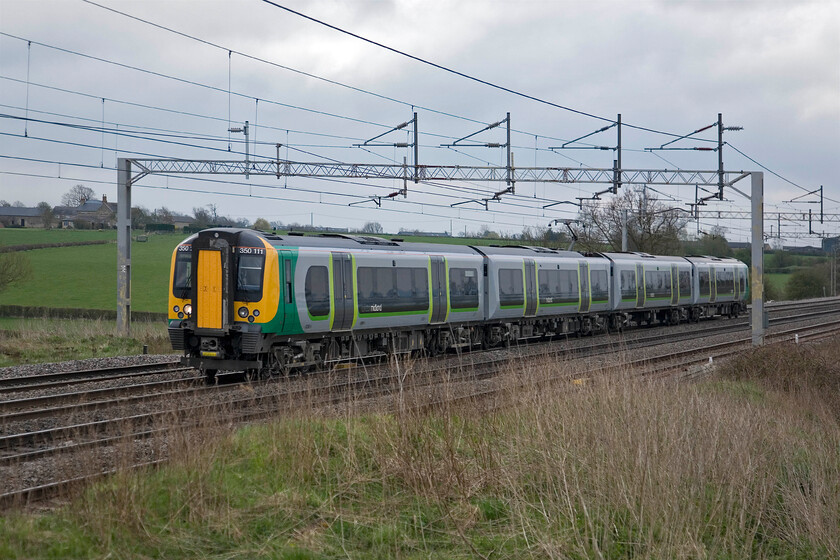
[
  {"xmin": 577, "ymin": 187, "xmax": 688, "ymax": 254},
  {"xmin": 37, "ymin": 201, "xmax": 55, "ymax": 229},
  {"xmin": 206, "ymin": 203, "xmax": 218, "ymax": 222},
  {"xmin": 61, "ymin": 184, "xmax": 95, "ymax": 207},
  {"xmin": 0, "ymin": 253, "xmax": 32, "ymax": 293},
  {"xmin": 192, "ymin": 206, "xmax": 212, "ymax": 227},
  {"xmin": 0, "ymin": 200, "xmax": 9, "ymax": 207},
  {"xmin": 131, "ymin": 206, "xmax": 151, "ymax": 229},
  {"xmin": 153, "ymin": 207, "xmax": 174, "ymax": 224},
  {"xmin": 361, "ymin": 221, "xmax": 384, "ymax": 234},
  {"xmin": 688, "ymin": 225, "xmax": 732, "ymax": 257}
]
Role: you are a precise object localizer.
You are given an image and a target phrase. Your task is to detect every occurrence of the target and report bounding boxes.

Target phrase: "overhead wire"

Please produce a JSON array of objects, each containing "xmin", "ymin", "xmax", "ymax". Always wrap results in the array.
[
  {"xmin": 1, "ymin": 120, "xmax": 587, "ymax": 216},
  {"xmin": 726, "ymin": 142, "xmax": 839, "ymax": 204},
  {"xmin": 259, "ymin": 0, "xmax": 721, "ymax": 141},
  {"xmin": 76, "ymin": 0, "xmax": 629, "ymax": 148},
  {"xmin": 2, "ymin": 111, "xmax": 594, "ymax": 208},
  {"xmin": 3, "ymin": 11, "xmax": 821, "ymax": 229},
  {"xmin": 0, "ymin": 156, "xmax": 572, "ymax": 229}
]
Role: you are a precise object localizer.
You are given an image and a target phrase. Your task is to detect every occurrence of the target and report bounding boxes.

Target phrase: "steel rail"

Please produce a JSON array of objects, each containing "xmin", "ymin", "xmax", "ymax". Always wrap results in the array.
[
  {"xmin": 0, "ymin": 360, "xmax": 180, "ymax": 390},
  {"xmin": 3, "ymin": 319, "xmax": 838, "ymax": 508}
]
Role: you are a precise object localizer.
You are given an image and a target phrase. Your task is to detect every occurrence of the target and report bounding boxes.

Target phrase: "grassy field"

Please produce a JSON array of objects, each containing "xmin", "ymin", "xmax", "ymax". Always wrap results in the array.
[
  {"xmin": 1, "ymin": 339, "xmax": 838, "ymax": 558},
  {"xmin": 0, "ymin": 229, "xmax": 117, "ymax": 246},
  {"xmin": 764, "ymin": 272, "xmax": 790, "ymax": 299},
  {"xmin": 0, "ymin": 231, "xmax": 184, "ymax": 313},
  {"xmin": 0, "ymin": 229, "xmax": 525, "ymax": 315}
]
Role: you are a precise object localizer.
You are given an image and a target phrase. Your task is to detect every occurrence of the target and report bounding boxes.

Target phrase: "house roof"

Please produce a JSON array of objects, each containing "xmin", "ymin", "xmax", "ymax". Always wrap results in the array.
[
  {"xmin": 77, "ymin": 200, "xmax": 111, "ymax": 212},
  {"xmin": 0, "ymin": 206, "xmax": 42, "ymax": 217}
]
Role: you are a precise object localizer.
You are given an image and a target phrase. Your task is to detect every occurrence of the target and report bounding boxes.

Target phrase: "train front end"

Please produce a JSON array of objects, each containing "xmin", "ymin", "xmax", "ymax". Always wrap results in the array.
[{"xmin": 168, "ymin": 228, "xmax": 282, "ymax": 380}]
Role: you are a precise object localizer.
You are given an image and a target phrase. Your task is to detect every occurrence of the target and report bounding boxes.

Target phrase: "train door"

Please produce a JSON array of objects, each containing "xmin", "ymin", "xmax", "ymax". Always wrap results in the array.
[
  {"xmin": 430, "ymin": 256, "xmax": 448, "ymax": 323},
  {"xmin": 579, "ymin": 261, "xmax": 591, "ymax": 313},
  {"xmin": 733, "ymin": 269, "xmax": 740, "ymax": 299},
  {"xmin": 670, "ymin": 264, "xmax": 679, "ymax": 305},
  {"xmin": 195, "ymin": 246, "xmax": 232, "ymax": 331},
  {"xmin": 275, "ymin": 250, "xmax": 294, "ymax": 331},
  {"xmin": 710, "ymin": 268, "xmax": 717, "ymax": 303},
  {"xmin": 635, "ymin": 264, "xmax": 645, "ymax": 308},
  {"xmin": 524, "ymin": 259, "xmax": 537, "ymax": 316},
  {"xmin": 330, "ymin": 252, "xmax": 354, "ymax": 331}
]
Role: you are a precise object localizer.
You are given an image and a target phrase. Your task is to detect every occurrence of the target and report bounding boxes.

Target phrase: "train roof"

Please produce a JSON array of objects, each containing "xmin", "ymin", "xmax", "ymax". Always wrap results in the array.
[
  {"xmin": 600, "ymin": 252, "xmax": 686, "ymax": 262},
  {"xmin": 191, "ymin": 228, "xmax": 480, "ymax": 255},
  {"xmin": 683, "ymin": 255, "xmax": 747, "ymax": 265},
  {"xmin": 472, "ymin": 245, "xmax": 583, "ymax": 258},
  {"xmin": 182, "ymin": 230, "xmax": 744, "ymax": 267},
  {"xmin": 183, "ymin": 228, "xmax": 592, "ymax": 257}
]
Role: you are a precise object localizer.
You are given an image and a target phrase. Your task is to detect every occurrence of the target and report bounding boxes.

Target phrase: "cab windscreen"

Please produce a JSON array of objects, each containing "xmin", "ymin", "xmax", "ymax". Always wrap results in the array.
[{"xmin": 235, "ymin": 253, "xmax": 265, "ymax": 302}]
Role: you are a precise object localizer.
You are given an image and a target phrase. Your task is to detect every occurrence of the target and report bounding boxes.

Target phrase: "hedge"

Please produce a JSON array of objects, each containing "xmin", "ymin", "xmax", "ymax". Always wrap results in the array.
[
  {"xmin": 0, "ymin": 240, "xmax": 112, "ymax": 253},
  {"xmin": 0, "ymin": 305, "xmax": 167, "ymax": 323}
]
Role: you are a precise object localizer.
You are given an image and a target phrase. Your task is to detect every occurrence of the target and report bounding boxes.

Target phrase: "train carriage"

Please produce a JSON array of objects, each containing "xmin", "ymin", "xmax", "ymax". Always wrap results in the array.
[
  {"xmin": 685, "ymin": 256, "xmax": 749, "ymax": 318},
  {"xmin": 168, "ymin": 228, "xmax": 749, "ymax": 381}
]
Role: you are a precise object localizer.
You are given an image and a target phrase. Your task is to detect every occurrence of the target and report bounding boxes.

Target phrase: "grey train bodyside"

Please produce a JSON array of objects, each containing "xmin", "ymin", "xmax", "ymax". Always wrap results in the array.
[{"xmin": 289, "ymin": 241, "xmax": 748, "ymax": 353}]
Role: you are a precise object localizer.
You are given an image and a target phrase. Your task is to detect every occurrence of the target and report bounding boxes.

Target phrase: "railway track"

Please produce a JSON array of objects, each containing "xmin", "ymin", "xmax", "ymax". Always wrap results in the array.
[
  {"xmin": 0, "ymin": 361, "xmax": 182, "ymax": 393},
  {"xmin": 1, "ymin": 299, "xmax": 838, "ymax": 507},
  {"xmin": 4, "ymin": 317, "xmax": 838, "ymax": 508}
]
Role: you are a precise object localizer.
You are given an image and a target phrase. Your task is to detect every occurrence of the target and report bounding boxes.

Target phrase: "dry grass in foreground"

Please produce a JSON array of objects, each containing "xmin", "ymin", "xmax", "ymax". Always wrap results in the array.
[
  {"xmin": 0, "ymin": 317, "xmax": 170, "ymax": 366},
  {"xmin": 1, "ymin": 337, "xmax": 839, "ymax": 559}
]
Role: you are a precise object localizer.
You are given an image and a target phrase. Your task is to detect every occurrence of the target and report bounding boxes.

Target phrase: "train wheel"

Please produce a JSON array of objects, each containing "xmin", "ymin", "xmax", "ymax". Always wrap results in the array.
[{"xmin": 204, "ymin": 369, "xmax": 217, "ymax": 385}]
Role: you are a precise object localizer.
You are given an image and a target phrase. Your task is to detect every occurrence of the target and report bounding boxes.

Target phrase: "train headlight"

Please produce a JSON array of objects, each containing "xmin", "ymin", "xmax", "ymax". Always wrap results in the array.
[
  {"xmin": 253, "ymin": 309, "xmax": 260, "ymax": 317},
  {"xmin": 173, "ymin": 305, "xmax": 180, "ymax": 313},
  {"xmin": 238, "ymin": 306, "xmax": 249, "ymax": 318},
  {"xmin": 183, "ymin": 304, "xmax": 192, "ymax": 316}
]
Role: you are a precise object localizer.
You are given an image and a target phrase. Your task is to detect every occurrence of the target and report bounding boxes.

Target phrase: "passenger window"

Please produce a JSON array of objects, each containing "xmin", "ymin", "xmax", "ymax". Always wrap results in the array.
[
  {"xmin": 450, "ymin": 267, "xmax": 479, "ymax": 310},
  {"xmin": 357, "ymin": 266, "xmax": 429, "ymax": 314},
  {"xmin": 645, "ymin": 270, "xmax": 671, "ymax": 299},
  {"xmin": 679, "ymin": 270, "xmax": 691, "ymax": 297},
  {"xmin": 304, "ymin": 266, "xmax": 330, "ymax": 319},
  {"xmin": 591, "ymin": 270, "xmax": 608, "ymax": 302},
  {"xmin": 620, "ymin": 270, "xmax": 636, "ymax": 300},
  {"xmin": 498, "ymin": 268, "xmax": 524, "ymax": 307},
  {"xmin": 717, "ymin": 270, "xmax": 735, "ymax": 295},
  {"xmin": 699, "ymin": 270, "xmax": 710, "ymax": 296},
  {"xmin": 538, "ymin": 269, "xmax": 578, "ymax": 305}
]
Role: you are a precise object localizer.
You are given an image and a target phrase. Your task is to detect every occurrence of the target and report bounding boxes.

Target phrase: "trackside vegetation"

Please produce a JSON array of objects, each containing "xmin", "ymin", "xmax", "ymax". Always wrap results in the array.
[
  {"xmin": 0, "ymin": 318, "xmax": 169, "ymax": 367},
  {"xmin": 1, "ymin": 338, "xmax": 838, "ymax": 558}
]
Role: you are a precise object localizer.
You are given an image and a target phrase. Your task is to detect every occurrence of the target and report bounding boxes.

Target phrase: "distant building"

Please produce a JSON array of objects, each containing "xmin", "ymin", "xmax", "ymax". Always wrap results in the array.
[
  {"xmin": 170, "ymin": 214, "xmax": 193, "ymax": 230},
  {"xmin": 823, "ymin": 236, "xmax": 840, "ymax": 253},
  {"xmin": 0, "ymin": 206, "xmax": 45, "ymax": 228},
  {"xmin": 398, "ymin": 230, "xmax": 449, "ymax": 237},
  {"xmin": 782, "ymin": 245, "xmax": 822, "ymax": 255},
  {"xmin": 55, "ymin": 195, "xmax": 117, "ymax": 229}
]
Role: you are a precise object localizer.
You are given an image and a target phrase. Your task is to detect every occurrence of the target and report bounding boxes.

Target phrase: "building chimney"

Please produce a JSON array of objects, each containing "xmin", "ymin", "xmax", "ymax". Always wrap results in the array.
[{"xmin": 102, "ymin": 194, "xmax": 107, "ymax": 204}]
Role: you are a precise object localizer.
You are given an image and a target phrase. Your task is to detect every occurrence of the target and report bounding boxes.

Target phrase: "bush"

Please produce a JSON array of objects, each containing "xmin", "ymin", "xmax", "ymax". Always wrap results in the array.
[
  {"xmin": 0, "ymin": 252, "xmax": 32, "ymax": 292},
  {"xmin": 786, "ymin": 264, "xmax": 831, "ymax": 299}
]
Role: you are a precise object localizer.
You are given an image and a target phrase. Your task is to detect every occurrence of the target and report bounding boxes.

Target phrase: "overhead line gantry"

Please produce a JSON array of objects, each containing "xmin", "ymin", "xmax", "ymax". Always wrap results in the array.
[{"xmin": 117, "ymin": 157, "xmax": 767, "ymax": 348}]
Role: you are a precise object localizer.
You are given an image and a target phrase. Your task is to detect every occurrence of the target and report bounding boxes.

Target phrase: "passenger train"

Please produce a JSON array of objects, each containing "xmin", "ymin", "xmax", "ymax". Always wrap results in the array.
[{"xmin": 168, "ymin": 228, "xmax": 749, "ymax": 382}]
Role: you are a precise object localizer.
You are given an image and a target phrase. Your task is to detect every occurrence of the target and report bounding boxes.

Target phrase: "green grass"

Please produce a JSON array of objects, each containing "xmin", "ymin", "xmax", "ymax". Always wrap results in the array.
[
  {"xmin": 765, "ymin": 272, "xmax": 790, "ymax": 298},
  {"xmin": 0, "ymin": 230, "xmax": 525, "ymax": 316},
  {"xmin": 0, "ymin": 232, "xmax": 183, "ymax": 313},
  {"xmin": 0, "ymin": 317, "xmax": 170, "ymax": 366},
  {"xmin": 0, "ymin": 228, "xmax": 117, "ymax": 246},
  {"xmin": 1, "ymin": 341, "xmax": 838, "ymax": 558}
]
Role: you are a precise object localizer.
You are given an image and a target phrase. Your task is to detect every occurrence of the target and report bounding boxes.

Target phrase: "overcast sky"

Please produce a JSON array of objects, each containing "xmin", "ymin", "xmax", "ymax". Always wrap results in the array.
[{"xmin": 1, "ymin": 0, "xmax": 838, "ymax": 244}]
